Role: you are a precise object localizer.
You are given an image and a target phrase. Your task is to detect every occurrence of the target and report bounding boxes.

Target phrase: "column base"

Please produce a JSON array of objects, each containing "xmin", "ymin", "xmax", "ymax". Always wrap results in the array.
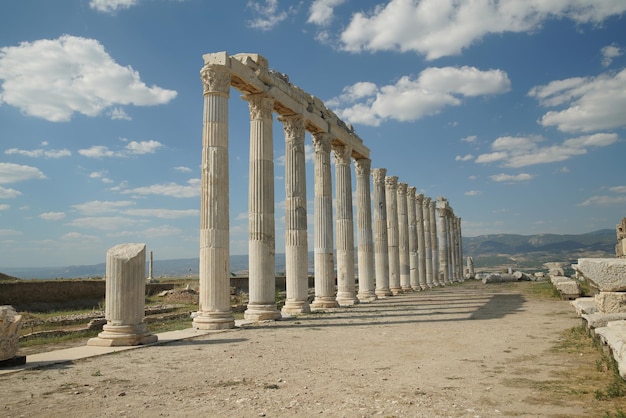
[
  {"xmin": 401, "ymin": 285, "xmax": 413, "ymax": 292},
  {"xmin": 281, "ymin": 300, "xmax": 311, "ymax": 315},
  {"xmin": 244, "ymin": 304, "xmax": 281, "ymax": 321},
  {"xmin": 193, "ymin": 311, "xmax": 236, "ymax": 330},
  {"xmin": 87, "ymin": 324, "xmax": 158, "ymax": 347},
  {"xmin": 419, "ymin": 284, "xmax": 428, "ymax": 290},
  {"xmin": 390, "ymin": 287, "xmax": 403, "ymax": 295},
  {"xmin": 411, "ymin": 286, "xmax": 422, "ymax": 292},
  {"xmin": 357, "ymin": 291, "xmax": 377, "ymax": 302},
  {"xmin": 375, "ymin": 288, "xmax": 392, "ymax": 298},
  {"xmin": 336, "ymin": 293, "xmax": 359, "ymax": 306},
  {"xmin": 310, "ymin": 296, "xmax": 339, "ymax": 309}
]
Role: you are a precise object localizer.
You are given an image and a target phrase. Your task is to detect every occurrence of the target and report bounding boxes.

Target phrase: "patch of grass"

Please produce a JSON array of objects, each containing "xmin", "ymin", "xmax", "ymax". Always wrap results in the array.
[
  {"xmin": 521, "ymin": 281, "xmax": 561, "ymax": 299},
  {"xmin": 264, "ymin": 383, "xmax": 280, "ymax": 389}
]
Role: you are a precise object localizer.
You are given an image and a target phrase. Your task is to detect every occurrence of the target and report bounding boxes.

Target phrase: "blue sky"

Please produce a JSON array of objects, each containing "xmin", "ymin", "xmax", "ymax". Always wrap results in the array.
[{"xmin": 1, "ymin": 0, "xmax": 625, "ymax": 268}]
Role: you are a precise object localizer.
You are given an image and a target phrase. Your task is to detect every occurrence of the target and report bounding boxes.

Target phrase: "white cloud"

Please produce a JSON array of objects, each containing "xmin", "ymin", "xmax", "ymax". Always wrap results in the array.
[
  {"xmin": 39, "ymin": 212, "xmax": 66, "ymax": 221},
  {"xmin": 173, "ymin": 166, "xmax": 192, "ymax": 173},
  {"xmin": 78, "ymin": 139, "xmax": 164, "ymax": 158},
  {"xmin": 0, "ymin": 187, "xmax": 21, "ymax": 198},
  {"xmin": 308, "ymin": 0, "xmax": 346, "ymax": 26},
  {"xmin": 0, "ymin": 229, "xmax": 22, "ymax": 236},
  {"xmin": 89, "ymin": 171, "xmax": 114, "ymax": 183},
  {"xmin": 529, "ymin": 68, "xmax": 626, "ymax": 133},
  {"xmin": 476, "ymin": 133, "xmax": 618, "ymax": 168},
  {"xmin": 61, "ymin": 231, "xmax": 100, "ymax": 241},
  {"xmin": 490, "ymin": 173, "xmax": 534, "ymax": 182},
  {"xmin": 72, "ymin": 200, "xmax": 135, "ymax": 215},
  {"xmin": 0, "ymin": 204, "xmax": 9, "ymax": 210},
  {"xmin": 329, "ymin": 66, "xmax": 510, "ymax": 126},
  {"xmin": 0, "ymin": 163, "xmax": 46, "ymax": 184},
  {"xmin": 89, "ymin": 0, "xmax": 138, "ymax": 14},
  {"xmin": 109, "ymin": 107, "xmax": 132, "ymax": 120},
  {"xmin": 120, "ymin": 178, "xmax": 200, "ymax": 198},
  {"xmin": 578, "ymin": 195, "xmax": 626, "ymax": 206},
  {"xmin": 610, "ymin": 186, "xmax": 626, "ymax": 194},
  {"xmin": 465, "ymin": 190, "xmax": 482, "ymax": 196},
  {"xmin": 461, "ymin": 135, "xmax": 477, "ymax": 143},
  {"xmin": 5, "ymin": 146, "xmax": 71, "ymax": 158},
  {"xmin": 106, "ymin": 225, "xmax": 182, "ymax": 238},
  {"xmin": 0, "ymin": 35, "xmax": 177, "ymax": 122},
  {"xmin": 247, "ymin": 0, "xmax": 290, "ymax": 31},
  {"xmin": 455, "ymin": 154, "xmax": 473, "ymax": 162},
  {"xmin": 67, "ymin": 216, "xmax": 143, "ymax": 230},
  {"xmin": 601, "ymin": 44, "xmax": 623, "ymax": 67},
  {"xmin": 122, "ymin": 208, "xmax": 199, "ymax": 219},
  {"xmin": 339, "ymin": 0, "xmax": 626, "ymax": 60}
]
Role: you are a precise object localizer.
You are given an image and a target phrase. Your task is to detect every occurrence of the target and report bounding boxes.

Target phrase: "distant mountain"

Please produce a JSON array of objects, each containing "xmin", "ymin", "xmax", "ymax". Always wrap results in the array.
[
  {"xmin": 1, "ymin": 229, "xmax": 616, "ymax": 279},
  {"xmin": 463, "ymin": 229, "xmax": 616, "ymax": 271}
]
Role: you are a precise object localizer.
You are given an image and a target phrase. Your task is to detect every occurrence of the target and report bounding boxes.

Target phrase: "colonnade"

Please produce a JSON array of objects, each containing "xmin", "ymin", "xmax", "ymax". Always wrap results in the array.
[{"xmin": 193, "ymin": 52, "xmax": 463, "ymax": 330}]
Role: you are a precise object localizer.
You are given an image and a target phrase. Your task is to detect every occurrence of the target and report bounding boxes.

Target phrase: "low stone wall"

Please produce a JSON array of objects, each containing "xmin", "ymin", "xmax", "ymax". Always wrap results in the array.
[{"xmin": 0, "ymin": 281, "xmax": 175, "ymax": 312}]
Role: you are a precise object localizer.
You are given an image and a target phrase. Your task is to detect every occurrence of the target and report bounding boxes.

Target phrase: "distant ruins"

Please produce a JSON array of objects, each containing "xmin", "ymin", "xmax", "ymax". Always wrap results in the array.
[{"xmin": 193, "ymin": 52, "xmax": 463, "ymax": 330}]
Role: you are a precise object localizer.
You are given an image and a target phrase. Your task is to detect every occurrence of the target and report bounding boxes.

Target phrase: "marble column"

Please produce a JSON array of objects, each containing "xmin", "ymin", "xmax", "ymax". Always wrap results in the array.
[
  {"xmin": 194, "ymin": 63, "xmax": 235, "ymax": 330},
  {"xmin": 437, "ymin": 198, "xmax": 450, "ymax": 285},
  {"xmin": 278, "ymin": 114, "xmax": 310, "ymax": 314},
  {"xmin": 372, "ymin": 168, "xmax": 391, "ymax": 298},
  {"xmin": 88, "ymin": 243, "xmax": 157, "ymax": 346},
  {"xmin": 355, "ymin": 158, "xmax": 377, "ymax": 302},
  {"xmin": 415, "ymin": 193, "xmax": 427, "ymax": 290},
  {"xmin": 385, "ymin": 176, "xmax": 402, "ymax": 295},
  {"xmin": 243, "ymin": 93, "xmax": 280, "ymax": 321},
  {"xmin": 456, "ymin": 217, "xmax": 464, "ymax": 281},
  {"xmin": 333, "ymin": 144, "xmax": 358, "ymax": 306},
  {"xmin": 407, "ymin": 187, "xmax": 419, "ymax": 291},
  {"xmin": 397, "ymin": 183, "xmax": 411, "ymax": 292},
  {"xmin": 423, "ymin": 197, "xmax": 434, "ymax": 288},
  {"xmin": 429, "ymin": 199, "xmax": 440, "ymax": 286},
  {"xmin": 311, "ymin": 132, "xmax": 339, "ymax": 309}
]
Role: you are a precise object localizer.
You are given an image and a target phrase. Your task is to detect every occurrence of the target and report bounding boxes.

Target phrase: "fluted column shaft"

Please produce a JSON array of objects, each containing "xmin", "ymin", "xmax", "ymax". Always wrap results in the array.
[
  {"xmin": 311, "ymin": 133, "xmax": 339, "ymax": 309},
  {"xmin": 429, "ymin": 199, "xmax": 440, "ymax": 286},
  {"xmin": 279, "ymin": 114, "xmax": 310, "ymax": 314},
  {"xmin": 415, "ymin": 194, "xmax": 427, "ymax": 290},
  {"xmin": 334, "ymin": 144, "xmax": 358, "ymax": 306},
  {"xmin": 407, "ymin": 187, "xmax": 419, "ymax": 291},
  {"xmin": 423, "ymin": 197, "xmax": 433, "ymax": 288},
  {"xmin": 397, "ymin": 183, "xmax": 411, "ymax": 292},
  {"xmin": 385, "ymin": 176, "xmax": 401, "ymax": 295},
  {"xmin": 372, "ymin": 168, "xmax": 391, "ymax": 297},
  {"xmin": 194, "ymin": 64, "xmax": 235, "ymax": 330},
  {"xmin": 355, "ymin": 158, "xmax": 376, "ymax": 302},
  {"xmin": 437, "ymin": 203, "xmax": 450, "ymax": 285},
  {"xmin": 244, "ymin": 93, "xmax": 280, "ymax": 321},
  {"xmin": 456, "ymin": 217, "xmax": 463, "ymax": 281}
]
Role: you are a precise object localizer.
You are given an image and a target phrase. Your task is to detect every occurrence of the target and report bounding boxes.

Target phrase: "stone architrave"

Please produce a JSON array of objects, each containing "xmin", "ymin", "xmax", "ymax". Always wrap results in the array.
[
  {"xmin": 88, "ymin": 243, "xmax": 157, "ymax": 347},
  {"xmin": 372, "ymin": 168, "xmax": 392, "ymax": 298},
  {"xmin": 243, "ymin": 93, "xmax": 281, "ymax": 321},
  {"xmin": 407, "ymin": 187, "xmax": 419, "ymax": 291},
  {"xmin": 575, "ymin": 258, "xmax": 626, "ymax": 292},
  {"xmin": 429, "ymin": 199, "xmax": 440, "ymax": 286},
  {"xmin": 415, "ymin": 193, "xmax": 427, "ymax": 290},
  {"xmin": 278, "ymin": 114, "xmax": 310, "ymax": 314},
  {"xmin": 423, "ymin": 197, "xmax": 433, "ymax": 288},
  {"xmin": 437, "ymin": 198, "xmax": 450, "ymax": 285},
  {"xmin": 333, "ymin": 144, "xmax": 359, "ymax": 306},
  {"xmin": 385, "ymin": 176, "xmax": 402, "ymax": 295},
  {"xmin": 397, "ymin": 183, "xmax": 411, "ymax": 292},
  {"xmin": 194, "ymin": 63, "xmax": 235, "ymax": 330},
  {"xmin": 0, "ymin": 306, "xmax": 23, "ymax": 365},
  {"xmin": 355, "ymin": 158, "xmax": 377, "ymax": 302},
  {"xmin": 311, "ymin": 133, "xmax": 339, "ymax": 309}
]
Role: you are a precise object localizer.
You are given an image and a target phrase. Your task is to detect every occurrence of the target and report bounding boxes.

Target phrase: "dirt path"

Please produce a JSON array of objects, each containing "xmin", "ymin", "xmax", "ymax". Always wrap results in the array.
[{"xmin": 0, "ymin": 281, "xmax": 617, "ymax": 417}]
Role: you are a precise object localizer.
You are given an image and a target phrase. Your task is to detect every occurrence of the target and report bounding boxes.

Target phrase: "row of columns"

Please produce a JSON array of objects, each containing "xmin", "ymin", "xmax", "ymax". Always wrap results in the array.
[{"xmin": 193, "ymin": 62, "xmax": 463, "ymax": 330}]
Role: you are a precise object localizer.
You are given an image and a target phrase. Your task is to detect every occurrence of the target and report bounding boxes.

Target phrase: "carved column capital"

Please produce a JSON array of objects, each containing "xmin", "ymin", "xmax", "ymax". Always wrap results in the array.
[
  {"xmin": 385, "ymin": 176, "xmax": 398, "ymax": 190},
  {"xmin": 312, "ymin": 132, "xmax": 332, "ymax": 154},
  {"xmin": 371, "ymin": 168, "xmax": 387, "ymax": 184},
  {"xmin": 354, "ymin": 158, "xmax": 371, "ymax": 177},
  {"xmin": 332, "ymin": 143, "xmax": 352, "ymax": 165},
  {"xmin": 243, "ymin": 93, "xmax": 274, "ymax": 120},
  {"xmin": 278, "ymin": 114, "xmax": 305, "ymax": 142},
  {"xmin": 397, "ymin": 182, "xmax": 408, "ymax": 196},
  {"xmin": 200, "ymin": 64, "xmax": 231, "ymax": 96},
  {"xmin": 424, "ymin": 196, "xmax": 431, "ymax": 205},
  {"xmin": 415, "ymin": 193, "xmax": 424, "ymax": 203},
  {"xmin": 407, "ymin": 186, "xmax": 416, "ymax": 199}
]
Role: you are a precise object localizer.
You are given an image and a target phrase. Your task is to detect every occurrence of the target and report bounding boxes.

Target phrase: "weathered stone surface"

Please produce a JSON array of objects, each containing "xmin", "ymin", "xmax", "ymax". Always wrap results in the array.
[
  {"xmin": 544, "ymin": 262, "xmax": 566, "ymax": 277},
  {"xmin": 595, "ymin": 292, "xmax": 626, "ymax": 313},
  {"xmin": 482, "ymin": 274, "xmax": 502, "ymax": 284},
  {"xmin": 553, "ymin": 279, "xmax": 580, "ymax": 299},
  {"xmin": 582, "ymin": 313, "xmax": 626, "ymax": 330},
  {"xmin": 571, "ymin": 297, "xmax": 597, "ymax": 316},
  {"xmin": 595, "ymin": 321, "xmax": 626, "ymax": 379},
  {"xmin": 575, "ymin": 258, "xmax": 626, "ymax": 292},
  {"xmin": 0, "ymin": 306, "xmax": 21, "ymax": 361}
]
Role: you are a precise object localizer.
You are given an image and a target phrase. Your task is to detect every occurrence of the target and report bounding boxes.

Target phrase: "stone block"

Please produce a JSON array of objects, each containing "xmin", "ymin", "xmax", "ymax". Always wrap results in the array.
[
  {"xmin": 571, "ymin": 297, "xmax": 597, "ymax": 316},
  {"xmin": 0, "ymin": 306, "xmax": 22, "ymax": 362},
  {"xmin": 582, "ymin": 313, "xmax": 626, "ymax": 330},
  {"xmin": 596, "ymin": 292, "xmax": 626, "ymax": 313},
  {"xmin": 576, "ymin": 258, "xmax": 626, "ymax": 292},
  {"xmin": 553, "ymin": 279, "xmax": 580, "ymax": 299},
  {"xmin": 595, "ymin": 321, "xmax": 626, "ymax": 379}
]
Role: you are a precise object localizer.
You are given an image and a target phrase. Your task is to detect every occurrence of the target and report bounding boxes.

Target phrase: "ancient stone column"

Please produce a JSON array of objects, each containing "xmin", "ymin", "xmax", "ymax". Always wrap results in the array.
[
  {"xmin": 415, "ymin": 193, "xmax": 427, "ymax": 290},
  {"xmin": 456, "ymin": 217, "xmax": 464, "ymax": 281},
  {"xmin": 333, "ymin": 144, "xmax": 358, "ymax": 306},
  {"xmin": 423, "ymin": 197, "xmax": 433, "ymax": 288},
  {"xmin": 372, "ymin": 168, "xmax": 391, "ymax": 298},
  {"xmin": 88, "ymin": 243, "xmax": 157, "ymax": 346},
  {"xmin": 397, "ymin": 183, "xmax": 411, "ymax": 292},
  {"xmin": 194, "ymin": 63, "xmax": 235, "ymax": 330},
  {"xmin": 429, "ymin": 199, "xmax": 440, "ymax": 286},
  {"xmin": 407, "ymin": 187, "xmax": 419, "ymax": 291},
  {"xmin": 311, "ymin": 132, "xmax": 339, "ymax": 309},
  {"xmin": 385, "ymin": 176, "xmax": 402, "ymax": 295},
  {"xmin": 355, "ymin": 158, "xmax": 377, "ymax": 302},
  {"xmin": 243, "ymin": 93, "xmax": 280, "ymax": 321},
  {"xmin": 278, "ymin": 114, "xmax": 310, "ymax": 314},
  {"xmin": 437, "ymin": 198, "xmax": 450, "ymax": 285}
]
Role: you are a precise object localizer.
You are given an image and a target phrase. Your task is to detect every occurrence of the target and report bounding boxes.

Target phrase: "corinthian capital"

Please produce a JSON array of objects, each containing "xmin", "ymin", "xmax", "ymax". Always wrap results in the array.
[
  {"xmin": 397, "ymin": 182, "xmax": 408, "ymax": 195},
  {"xmin": 243, "ymin": 93, "xmax": 274, "ymax": 120},
  {"xmin": 200, "ymin": 64, "xmax": 231, "ymax": 95},
  {"xmin": 278, "ymin": 114, "xmax": 305, "ymax": 142},
  {"xmin": 312, "ymin": 132, "xmax": 331, "ymax": 154},
  {"xmin": 385, "ymin": 176, "xmax": 398, "ymax": 190},
  {"xmin": 371, "ymin": 168, "xmax": 387, "ymax": 184},
  {"xmin": 354, "ymin": 158, "xmax": 371, "ymax": 177},
  {"xmin": 332, "ymin": 143, "xmax": 352, "ymax": 165}
]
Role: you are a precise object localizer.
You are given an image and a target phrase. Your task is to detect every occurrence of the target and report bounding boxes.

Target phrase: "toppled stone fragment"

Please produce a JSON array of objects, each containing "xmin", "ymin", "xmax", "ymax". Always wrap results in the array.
[{"xmin": 575, "ymin": 258, "xmax": 626, "ymax": 292}]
